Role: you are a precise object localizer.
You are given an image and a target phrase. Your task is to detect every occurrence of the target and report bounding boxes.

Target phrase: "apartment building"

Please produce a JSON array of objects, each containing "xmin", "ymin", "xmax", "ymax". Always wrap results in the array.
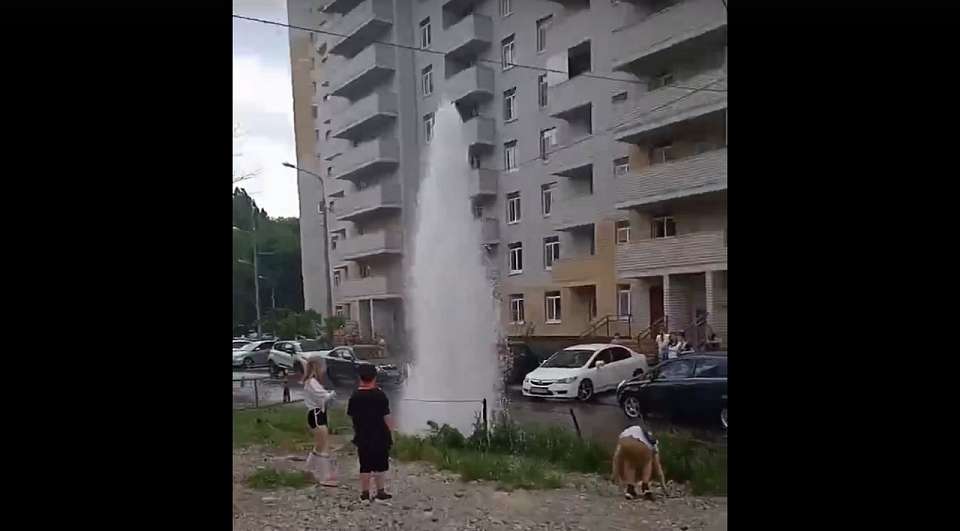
[{"xmin": 289, "ymin": 0, "xmax": 727, "ymax": 350}]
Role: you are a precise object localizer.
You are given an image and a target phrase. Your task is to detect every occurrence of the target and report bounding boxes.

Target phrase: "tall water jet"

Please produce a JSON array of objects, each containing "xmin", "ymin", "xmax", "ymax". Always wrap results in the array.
[{"xmin": 399, "ymin": 101, "xmax": 501, "ymax": 435}]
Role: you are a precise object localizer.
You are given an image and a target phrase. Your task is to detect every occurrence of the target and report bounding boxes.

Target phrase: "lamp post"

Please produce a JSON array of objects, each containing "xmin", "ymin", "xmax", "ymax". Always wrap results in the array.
[
  {"xmin": 234, "ymin": 217, "xmax": 274, "ymax": 337},
  {"xmin": 283, "ymin": 161, "xmax": 334, "ymax": 318}
]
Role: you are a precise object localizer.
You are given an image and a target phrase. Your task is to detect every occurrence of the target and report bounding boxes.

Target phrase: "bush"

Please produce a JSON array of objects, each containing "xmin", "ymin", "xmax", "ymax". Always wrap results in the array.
[{"xmin": 233, "ymin": 404, "xmax": 349, "ymax": 450}]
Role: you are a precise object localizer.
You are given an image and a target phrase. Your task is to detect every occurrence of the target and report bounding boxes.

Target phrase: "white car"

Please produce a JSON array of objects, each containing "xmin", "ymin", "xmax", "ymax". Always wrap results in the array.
[
  {"xmin": 267, "ymin": 339, "xmax": 330, "ymax": 377},
  {"xmin": 522, "ymin": 343, "xmax": 648, "ymax": 401}
]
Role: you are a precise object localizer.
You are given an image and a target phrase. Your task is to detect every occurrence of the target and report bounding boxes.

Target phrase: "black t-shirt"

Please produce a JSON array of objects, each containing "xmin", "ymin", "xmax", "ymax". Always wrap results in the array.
[{"xmin": 346, "ymin": 387, "xmax": 392, "ymax": 448}]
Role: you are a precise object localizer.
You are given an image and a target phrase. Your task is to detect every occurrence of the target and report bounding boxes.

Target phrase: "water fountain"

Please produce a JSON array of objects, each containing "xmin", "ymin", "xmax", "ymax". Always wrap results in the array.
[{"xmin": 399, "ymin": 101, "xmax": 501, "ymax": 435}]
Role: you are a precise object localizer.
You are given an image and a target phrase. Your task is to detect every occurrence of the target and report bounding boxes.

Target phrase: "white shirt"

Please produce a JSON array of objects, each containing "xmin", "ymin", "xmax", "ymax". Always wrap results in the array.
[
  {"xmin": 619, "ymin": 425, "xmax": 654, "ymax": 449},
  {"xmin": 303, "ymin": 378, "xmax": 335, "ymax": 411}
]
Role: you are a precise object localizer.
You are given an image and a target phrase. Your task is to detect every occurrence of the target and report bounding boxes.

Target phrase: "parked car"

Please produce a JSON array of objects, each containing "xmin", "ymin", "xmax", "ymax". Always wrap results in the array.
[
  {"xmin": 233, "ymin": 340, "xmax": 251, "ymax": 350},
  {"xmin": 522, "ymin": 343, "xmax": 648, "ymax": 401},
  {"xmin": 232, "ymin": 340, "xmax": 275, "ymax": 369},
  {"xmin": 267, "ymin": 339, "xmax": 329, "ymax": 377},
  {"xmin": 322, "ymin": 345, "xmax": 403, "ymax": 385},
  {"xmin": 616, "ymin": 352, "xmax": 727, "ymax": 429}
]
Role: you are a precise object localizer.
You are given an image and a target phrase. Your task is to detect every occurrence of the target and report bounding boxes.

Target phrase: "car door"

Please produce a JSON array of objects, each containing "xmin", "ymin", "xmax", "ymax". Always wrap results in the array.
[
  {"xmin": 337, "ymin": 347, "xmax": 359, "ymax": 381},
  {"xmin": 254, "ymin": 341, "xmax": 274, "ymax": 365},
  {"xmin": 642, "ymin": 358, "xmax": 697, "ymax": 418},
  {"xmin": 277, "ymin": 342, "xmax": 295, "ymax": 368},
  {"xmin": 588, "ymin": 348, "xmax": 616, "ymax": 390},
  {"xmin": 688, "ymin": 357, "xmax": 727, "ymax": 418},
  {"xmin": 607, "ymin": 346, "xmax": 636, "ymax": 387}
]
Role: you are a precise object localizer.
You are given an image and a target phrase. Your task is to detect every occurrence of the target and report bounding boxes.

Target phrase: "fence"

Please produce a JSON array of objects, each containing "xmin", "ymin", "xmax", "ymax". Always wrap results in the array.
[{"xmin": 233, "ymin": 373, "xmax": 302, "ymax": 410}]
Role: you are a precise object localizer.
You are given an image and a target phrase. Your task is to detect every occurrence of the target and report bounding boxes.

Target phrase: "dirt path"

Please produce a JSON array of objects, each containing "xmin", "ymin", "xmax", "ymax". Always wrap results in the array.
[{"xmin": 233, "ymin": 442, "xmax": 726, "ymax": 531}]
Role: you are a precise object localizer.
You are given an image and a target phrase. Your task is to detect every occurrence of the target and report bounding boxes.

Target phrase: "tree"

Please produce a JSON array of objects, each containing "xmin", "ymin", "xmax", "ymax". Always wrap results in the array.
[{"xmin": 233, "ymin": 124, "xmax": 261, "ymax": 184}]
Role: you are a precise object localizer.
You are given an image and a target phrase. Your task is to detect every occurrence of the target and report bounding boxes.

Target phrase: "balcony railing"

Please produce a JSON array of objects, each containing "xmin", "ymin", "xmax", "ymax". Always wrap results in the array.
[
  {"xmin": 616, "ymin": 230, "xmax": 727, "ymax": 277},
  {"xmin": 611, "ymin": 0, "xmax": 726, "ymax": 72},
  {"xmin": 615, "ymin": 147, "xmax": 726, "ymax": 209},
  {"xmin": 463, "ymin": 116, "xmax": 495, "ymax": 149},
  {"xmin": 544, "ymin": 135, "xmax": 594, "ymax": 178},
  {"xmin": 338, "ymin": 273, "xmax": 403, "ymax": 300},
  {"xmin": 468, "ymin": 168, "xmax": 498, "ymax": 199},
  {"xmin": 481, "ymin": 217, "xmax": 500, "ymax": 244},
  {"xmin": 332, "ymin": 137, "xmax": 399, "ymax": 182},
  {"xmin": 328, "ymin": 0, "xmax": 394, "ymax": 57},
  {"xmin": 329, "ymin": 43, "xmax": 395, "ymax": 99},
  {"xmin": 334, "ymin": 180, "xmax": 402, "ymax": 221},
  {"xmin": 551, "ymin": 253, "xmax": 606, "ymax": 287},
  {"xmin": 443, "ymin": 13, "xmax": 492, "ymax": 60},
  {"xmin": 338, "ymin": 229, "xmax": 403, "ymax": 261},
  {"xmin": 612, "ymin": 69, "xmax": 726, "ymax": 142},
  {"xmin": 330, "ymin": 90, "xmax": 398, "ymax": 141},
  {"xmin": 547, "ymin": 74, "xmax": 601, "ymax": 119},
  {"xmin": 551, "ymin": 194, "xmax": 604, "ymax": 231},
  {"xmin": 446, "ymin": 65, "xmax": 494, "ymax": 107}
]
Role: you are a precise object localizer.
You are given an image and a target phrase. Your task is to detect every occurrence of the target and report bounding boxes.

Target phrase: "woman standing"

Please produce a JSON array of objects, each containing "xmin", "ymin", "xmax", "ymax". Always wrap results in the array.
[{"xmin": 303, "ymin": 358, "xmax": 337, "ymax": 487}]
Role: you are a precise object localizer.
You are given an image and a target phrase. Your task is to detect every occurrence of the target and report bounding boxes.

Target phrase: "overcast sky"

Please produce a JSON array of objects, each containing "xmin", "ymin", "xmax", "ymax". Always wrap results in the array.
[{"xmin": 233, "ymin": 0, "xmax": 300, "ymax": 218}]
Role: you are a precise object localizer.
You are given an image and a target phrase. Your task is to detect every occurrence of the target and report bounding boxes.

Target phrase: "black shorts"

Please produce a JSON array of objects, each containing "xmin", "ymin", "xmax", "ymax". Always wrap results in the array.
[
  {"xmin": 307, "ymin": 408, "xmax": 328, "ymax": 429},
  {"xmin": 356, "ymin": 444, "xmax": 390, "ymax": 473}
]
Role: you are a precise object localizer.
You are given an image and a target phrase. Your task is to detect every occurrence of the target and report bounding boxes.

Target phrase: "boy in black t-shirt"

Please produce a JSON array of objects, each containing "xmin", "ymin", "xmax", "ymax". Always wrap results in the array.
[{"xmin": 346, "ymin": 364, "xmax": 394, "ymax": 501}]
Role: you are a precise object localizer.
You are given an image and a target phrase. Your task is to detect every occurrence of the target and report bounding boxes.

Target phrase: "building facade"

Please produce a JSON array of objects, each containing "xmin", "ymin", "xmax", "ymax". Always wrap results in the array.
[{"xmin": 289, "ymin": 0, "xmax": 727, "ymax": 350}]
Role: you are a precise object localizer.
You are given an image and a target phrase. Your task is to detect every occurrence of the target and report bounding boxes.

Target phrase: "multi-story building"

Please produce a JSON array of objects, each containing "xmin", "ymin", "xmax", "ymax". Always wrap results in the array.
[{"xmin": 289, "ymin": 0, "xmax": 727, "ymax": 351}]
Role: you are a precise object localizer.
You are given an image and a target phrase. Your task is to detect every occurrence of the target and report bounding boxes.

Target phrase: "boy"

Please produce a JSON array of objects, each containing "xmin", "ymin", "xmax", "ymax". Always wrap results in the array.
[{"xmin": 346, "ymin": 364, "xmax": 394, "ymax": 501}]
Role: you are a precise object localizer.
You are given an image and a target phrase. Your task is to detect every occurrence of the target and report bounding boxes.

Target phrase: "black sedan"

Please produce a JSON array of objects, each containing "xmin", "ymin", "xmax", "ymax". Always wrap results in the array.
[
  {"xmin": 616, "ymin": 353, "xmax": 727, "ymax": 429},
  {"xmin": 323, "ymin": 346, "xmax": 402, "ymax": 385}
]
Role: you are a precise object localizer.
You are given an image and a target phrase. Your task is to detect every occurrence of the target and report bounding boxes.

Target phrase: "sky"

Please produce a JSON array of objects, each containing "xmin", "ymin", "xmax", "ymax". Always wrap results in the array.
[{"xmin": 233, "ymin": 0, "xmax": 300, "ymax": 218}]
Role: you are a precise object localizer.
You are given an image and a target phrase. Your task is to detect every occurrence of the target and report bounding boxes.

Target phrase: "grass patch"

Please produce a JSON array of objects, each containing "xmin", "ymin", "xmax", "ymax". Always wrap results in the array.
[
  {"xmin": 233, "ymin": 403, "xmax": 350, "ymax": 450},
  {"xmin": 657, "ymin": 432, "xmax": 727, "ymax": 496},
  {"xmin": 246, "ymin": 468, "xmax": 314, "ymax": 490}
]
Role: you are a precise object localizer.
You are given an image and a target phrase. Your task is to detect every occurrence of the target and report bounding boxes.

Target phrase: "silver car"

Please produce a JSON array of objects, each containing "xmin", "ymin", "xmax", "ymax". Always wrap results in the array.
[
  {"xmin": 267, "ymin": 339, "xmax": 329, "ymax": 377},
  {"xmin": 232, "ymin": 340, "xmax": 275, "ymax": 369}
]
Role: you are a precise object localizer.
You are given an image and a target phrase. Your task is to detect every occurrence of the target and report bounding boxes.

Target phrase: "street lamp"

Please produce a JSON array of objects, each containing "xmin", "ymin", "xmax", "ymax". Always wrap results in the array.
[
  {"xmin": 283, "ymin": 161, "xmax": 334, "ymax": 318},
  {"xmin": 233, "ymin": 211, "xmax": 266, "ymax": 336}
]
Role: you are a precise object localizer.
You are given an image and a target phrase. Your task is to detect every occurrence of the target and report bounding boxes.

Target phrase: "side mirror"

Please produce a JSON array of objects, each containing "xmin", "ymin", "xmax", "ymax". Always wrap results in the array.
[{"xmin": 595, "ymin": 360, "xmax": 606, "ymax": 369}]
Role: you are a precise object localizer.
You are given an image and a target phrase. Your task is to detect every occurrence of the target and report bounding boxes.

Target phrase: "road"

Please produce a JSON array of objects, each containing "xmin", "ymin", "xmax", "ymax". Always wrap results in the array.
[{"xmin": 233, "ymin": 369, "xmax": 724, "ymax": 447}]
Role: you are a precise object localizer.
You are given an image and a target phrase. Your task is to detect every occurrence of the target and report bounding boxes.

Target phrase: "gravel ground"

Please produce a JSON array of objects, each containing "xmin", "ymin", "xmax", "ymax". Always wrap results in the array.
[{"xmin": 233, "ymin": 440, "xmax": 726, "ymax": 531}]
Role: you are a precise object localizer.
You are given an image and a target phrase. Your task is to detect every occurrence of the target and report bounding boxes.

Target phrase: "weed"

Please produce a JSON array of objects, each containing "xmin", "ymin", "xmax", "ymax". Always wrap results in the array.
[{"xmin": 245, "ymin": 468, "xmax": 314, "ymax": 490}]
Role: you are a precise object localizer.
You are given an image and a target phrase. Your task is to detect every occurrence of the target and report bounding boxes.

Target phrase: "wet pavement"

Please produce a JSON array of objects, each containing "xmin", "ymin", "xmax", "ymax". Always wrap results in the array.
[{"xmin": 233, "ymin": 369, "xmax": 724, "ymax": 447}]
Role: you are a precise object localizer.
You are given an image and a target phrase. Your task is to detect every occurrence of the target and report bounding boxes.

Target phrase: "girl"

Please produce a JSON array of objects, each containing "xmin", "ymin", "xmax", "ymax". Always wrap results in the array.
[
  {"xmin": 303, "ymin": 358, "xmax": 337, "ymax": 487},
  {"xmin": 612, "ymin": 424, "xmax": 667, "ymax": 500}
]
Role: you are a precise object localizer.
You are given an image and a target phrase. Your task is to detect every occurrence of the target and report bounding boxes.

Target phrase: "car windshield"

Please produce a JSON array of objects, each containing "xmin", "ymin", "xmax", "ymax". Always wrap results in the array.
[
  {"xmin": 542, "ymin": 349, "xmax": 594, "ymax": 369},
  {"xmin": 299, "ymin": 340, "xmax": 324, "ymax": 352}
]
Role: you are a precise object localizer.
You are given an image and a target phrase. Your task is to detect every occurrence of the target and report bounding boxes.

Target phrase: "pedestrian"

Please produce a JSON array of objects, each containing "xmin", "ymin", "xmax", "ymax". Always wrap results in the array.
[
  {"xmin": 302, "ymin": 358, "xmax": 338, "ymax": 487},
  {"xmin": 675, "ymin": 333, "xmax": 693, "ymax": 355},
  {"xmin": 656, "ymin": 332, "xmax": 671, "ymax": 362},
  {"xmin": 347, "ymin": 363, "xmax": 394, "ymax": 501},
  {"xmin": 611, "ymin": 424, "xmax": 667, "ymax": 500}
]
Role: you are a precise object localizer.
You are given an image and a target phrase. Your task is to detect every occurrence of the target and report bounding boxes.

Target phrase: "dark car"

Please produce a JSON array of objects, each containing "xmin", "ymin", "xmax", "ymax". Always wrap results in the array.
[
  {"xmin": 323, "ymin": 346, "xmax": 403, "ymax": 385},
  {"xmin": 616, "ymin": 353, "xmax": 727, "ymax": 429}
]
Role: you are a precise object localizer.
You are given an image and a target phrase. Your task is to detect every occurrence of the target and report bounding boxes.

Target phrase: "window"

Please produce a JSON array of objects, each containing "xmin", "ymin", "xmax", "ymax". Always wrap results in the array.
[
  {"xmin": 540, "ymin": 128, "xmax": 557, "ymax": 160},
  {"xmin": 509, "ymin": 242, "xmax": 523, "ymax": 274},
  {"xmin": 694, "ymin": 358, "xmax": 727, "ymax": 378},
  {"xmin": 612, "ymin": 91, "xmax": 628, "ymax": 104},
  {"xmin": 611, "ymin": 347, "xmax": 632, "ymax": 362},
  {"xmin": 327, "ymin": 166, "xmax": 333, "ymax": 177},
  {"xmin": 613, "ymin": 157, "xmax": 630, "ymax": 177},
  {"xmin": 314, "ymin": 129, "xmax": 320, "ymax": 141},
  {"xmin": 360, "ymin": 264, "xmax": 372, "ymax": 278},
  {"xmin": 424, "ymin": 113, "xmax": 435, "ymax": 143},
  {"xmin": 333, "ymin": 270, "xmax": 341, "ymax": 286},
  {"xmin": 421, "ymin": 65, "xmax": 433, "ymax": 96},
  {"xmin": 311, "ymin": 105, "xmax": 318, "ymax": 119},
  {"xmin": 322, "ymin": 94, "xmax": 330, "ymax": 102},
  {"xmin": 651, "ymin": 216, "xmax": 677, "ymax": 239},
  {"xmin": 568, "ymin": 40, "xmax": 591, "ymax": 77},
  {"xmin": 506, "ymin": 192, "xmax": 521, "ymax": 224},
  {"xmin": 617, "ymin": 285, "xmax": 631, "ymax": 318},
  {"xmin": 510, "ymin": 294, "xmax": 525, "ymax": 323},
  {"xmin": 538, "ymin": 74, "xmax": 548, "ymax": 107},
  {"xmin": 335, "ymin": 305, "xmax": 345, "ymax": 317},
  {"xmin": 500, "ymin": 0, "xmax": 512, "ymax": 17},
  {"xmin": 325, "ymin": 130, "xmax": 331, "ymax": 141},
  {"xmin": 651, "ymin": 143, "xmax": 675, "ymax": 164},
  {"xmin": 330, "ymin": 234, "xmax": 337, "ymax": 249},
  {"xmin": 320, "ymin": 201, "xmax": 327, "ymax": 215},
  {"xmin": 469, "ymin": 153, "xmax": 481, "ymax": 169},
  {"xmin": 472, "ymin": 202, "xmax": 483, "ymax": 219},
  {"xmin": 310, "ymin": 32, "xmax": 315, "ymax": 43},
  {"xmin": 328, "ymin": 200, "xmax": 335, "ymax": 212},
  {"xmin": 504, "ymin": 140, "xmax": 518, "ymax": 171},
  {"xmin": 543, "ymin": 236, "xmax": 560, "ymax": 270},
  {"xmin": 650, "ymin": 71, "xmax": 675, "ymax": 90},
  {"xmin": 501, "ymin": 35, "xmax": 516, "ymax": 70},
  {"xmin": 545, "ymin": 291, "xmax": 561, "ymax": 323},
  {"xmin": 536, "ymin": 15, "xmax": 552, "ymax": 53},
  {"xmin": 657, "ymin": 359, "xmax": 696, "ymax": 380},
  {"xmin": 312, "ymin": 81, "xmax": 317, "ymax": 94},
  {"xmin": 419, "ymin": 17, "xmax": 431, "ymax": 48},
  {"xmin": 503, "ymin": 87, "xmax": 517, "ymax": 121},
  {"xmin": 590, "ymin": 349, "xmax": 613, "ymax": 367},
  {"xmin": 311, "ymin": 57, "xmax": 316, "ymax": 69},
  {"xmin": 616, "ymin": 220, "xmax": 631, "ymax": 244},
  {"xmin": 541, "ymin": 183, "xmax": 555, "ymax": 217}
]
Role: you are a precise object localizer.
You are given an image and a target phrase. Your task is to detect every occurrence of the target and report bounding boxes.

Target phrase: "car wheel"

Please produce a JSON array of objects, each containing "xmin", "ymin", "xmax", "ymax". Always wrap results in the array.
[
  {"xmin": 243, "ymin": 357, "xmax": 254, "ymax": 369},
  {"xmin": 720, "ymin": 407, "xmax": 728, "ymax": 430},
  {"xmin": 577, "ymin": 379, "xmax": 594, "ymax": 401},
  {"xmin": 622, "ymin": 395, "xmax": 643, "ymax": 419}
]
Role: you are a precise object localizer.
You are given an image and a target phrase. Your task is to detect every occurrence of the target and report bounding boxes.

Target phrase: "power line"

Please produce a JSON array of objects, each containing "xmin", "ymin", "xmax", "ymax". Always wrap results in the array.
[{"xmin": 232, "ymin": 14, "xmax": 726, "ymax": 94}]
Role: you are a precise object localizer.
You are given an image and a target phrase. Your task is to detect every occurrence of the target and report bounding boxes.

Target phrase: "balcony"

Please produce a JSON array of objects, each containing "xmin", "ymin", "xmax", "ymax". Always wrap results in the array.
[
  {"xmin": 446, "ymin": 65, "xmax": 494, "ymax": 108},
  {"xmin": 616, "ymin": 148, "xmax": 726, "ymax": 210},
  {"xmin": 552, "ymin": 194, "xmax": 604, "ymax": 231},
  {"xmin": 321, "ymin": 0, "xmax": 363, "ymax": 13},
  {"xmin": 617, "ymin": 230, "xmax": 727, "ymax": 278},
  {"xmin": 551, "ymin": 254, "xmax": 606, "ymax": 288},
  {"xmin": 443, "ymin": 13, "xmax": 492, "ymax": 61},
  {"xmin": 611, "ymin": 0, "xmax": 727, "ymax": 73},
  {"xmin": 328, "ymin": 0, "xmax": 394, "ymax": 57},
  {"xmin": 547, "ymin": 75, "xmax": 601, "ymax": 119},
  {"xmin": 331, "ymin": 90, "xmax": 398, "ymax": 141},
  {"xmin": 468, "ymin": 168, "xmax": 498, "ymax": 199},
  {"xmin": 338, "ymin": 229, "xmax": 403, "ymax": 261},
  {"xmin": 612, "ymin": 70, "xmax": 726, "ymax": 143},
  {"xmin": 329, "ymin": 43, "xmax": 395, "ymax": 100},
  {"xmin": 442, "ymin": 0, "xmax": 483, "ymax": 12},
  {"xmin": 335, "ymin": 180, "xmax": 402, "ymax": 222},
  {"xmin": 338, "ymin": 274, "xmax": 403, "ymax": 300},
  {"xmin": 481, "ymin": 218, "xmax": 500, "ymax": 245},
  {"xmin": 332, "ymin": 137, "xmax": 399, "ymax": 182},
  {"xmin": 463, "ymin": 116, "xmax": 495, "ymax": 150},
  {"xmin": 545, "ymin": 136, "xmax": 594, "ymax": 179}
]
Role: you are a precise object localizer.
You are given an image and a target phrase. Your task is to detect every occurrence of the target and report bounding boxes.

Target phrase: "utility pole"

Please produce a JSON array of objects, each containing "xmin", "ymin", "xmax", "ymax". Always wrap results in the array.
[
  {"xmin": 251, "ymin": 202, "xmax": 263, "ymax": 337},
  {"xmin": 283, "ymin": 162, "xmax": 334, "ymax": 318}
]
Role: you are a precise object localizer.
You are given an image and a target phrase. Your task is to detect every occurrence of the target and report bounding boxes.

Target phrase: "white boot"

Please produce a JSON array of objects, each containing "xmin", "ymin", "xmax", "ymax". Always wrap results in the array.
[{"xmin": 310, "ymin": 451, "xmax": 338, "ymax": 487}]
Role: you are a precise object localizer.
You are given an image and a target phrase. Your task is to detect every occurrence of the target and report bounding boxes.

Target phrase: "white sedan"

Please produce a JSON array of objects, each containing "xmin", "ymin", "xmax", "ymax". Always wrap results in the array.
[{"xmin": 522, "ymin": 343, "xmax": 648, "ymax": 401}]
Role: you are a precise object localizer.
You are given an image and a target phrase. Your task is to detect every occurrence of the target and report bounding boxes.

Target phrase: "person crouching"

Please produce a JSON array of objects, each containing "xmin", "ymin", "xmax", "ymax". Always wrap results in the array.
[{"xmin": 612, "ymin": 424, "xmax": 667, "ymax": 500}]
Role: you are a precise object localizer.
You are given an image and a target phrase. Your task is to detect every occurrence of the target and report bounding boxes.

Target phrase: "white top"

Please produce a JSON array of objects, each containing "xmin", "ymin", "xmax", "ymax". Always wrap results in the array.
[
  {"xmin": 619, "ymin": 425, "xmax": 654, "ymax": 449},
  {"xmin": 303, "ymin": 378, "xmax": 335, "ymax": 411}
]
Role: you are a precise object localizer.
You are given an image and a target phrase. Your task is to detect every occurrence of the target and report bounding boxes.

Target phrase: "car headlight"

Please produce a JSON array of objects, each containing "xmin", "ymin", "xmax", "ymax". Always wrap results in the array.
[{"xmin": 555, "ymin": 376, "xmax": 577, "ymax": 384}]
